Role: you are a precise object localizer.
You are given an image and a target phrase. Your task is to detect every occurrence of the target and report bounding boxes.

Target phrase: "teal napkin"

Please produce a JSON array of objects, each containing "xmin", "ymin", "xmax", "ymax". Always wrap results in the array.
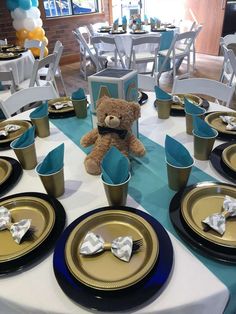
[
  {"xmin": 150, "ymin": 18, "xmax": 155, "ymax": 24},
  {"xmin": 193, "ymin": 116, "xmax": 217, "ymax": 137},
  {"xmin": 72, "ymin": 88, "xmax": 86, "ymax": 100},
  {"xmin": 30, "ymin": 102, "xmax": 48, "ymax": 119},
  {"xmin": 122, "ymin": 16, "xmax": 127, "ymax": 24},
  {"xmin": 184, "ymin": 98, "xmax": 205, "ymax": 115},
  {"xmin": 11, "ymin": 126, "xmax": 35, "ymax": 148},
  {"xmin": 155, "ymin": 85, "xmax": 172, "ymax": 100},
  {"xmin": 101, "ymin": 146, "xmax": 129, "ymax": 184},
  {"xmin": 136, "ymin": 18, "xmax": 142, "ymax": 25},
  {"xmin": 113, "ymin": 18, "xmax": 119, "ymax": 25},
  {"xmin": 165, "ymin": 135, "xmax": 193, "ymax": 167},
  {"xmin": 37, "ymin": 143, "xmax": 64, "ymax": 175}
]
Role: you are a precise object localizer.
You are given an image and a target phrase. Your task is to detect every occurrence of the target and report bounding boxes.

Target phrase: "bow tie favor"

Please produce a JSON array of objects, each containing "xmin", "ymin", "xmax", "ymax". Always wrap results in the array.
[
  {"xmin": 220, "ymin": 115, "xmax": 236, "ymax": 131},
  {"xmin": 98, "ymin": 125, "xmax": 128, "ymax": 139},
  {"xmin": 0, "ymin": 206, "xmax": 32, "ymax": 244},
  {"xmin": 202, "ymin": 195, "xmax": 236, "ymax": 235},
  {"xmin": 80, "ymin": 232, "xmax": 135, "ymax": 262},
  {"xmin": 0, "ymin": 124, "xmax": 21, "ymax": 139},
  {"xmin": 52, "ymin": 101, "xmax": 73, "ymax": 110}
]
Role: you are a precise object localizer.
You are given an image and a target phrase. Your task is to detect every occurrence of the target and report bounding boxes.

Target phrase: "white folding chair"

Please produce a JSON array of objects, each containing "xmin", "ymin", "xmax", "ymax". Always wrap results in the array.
[
  {"xmin": 138, "ymin": 74, "xmax": 155, "ymax": 91},
  {"xmin": 221, "ymin": 34, "xmax": 236, "ymax": 48},
  {"xmin": 0, "ymin": 82, "xmax": 58, "ymax": 118},
  {"xmin": 24, "ymin": 39, "xmax": 46, "ymax": 60},
  {"xmin": 0, "ymin": 69, "xmax": 17, "ymax": 102},
  {"xmin": 172, "ymin": 77, "xmax": 235, "ymax": 108},
  {"xmin": 129, "ymin": 36, "xmax": 161, "ymax": 75},
  {"xmin": 220, "ymin": 44, "xmax": 236, "ymax": 86}
]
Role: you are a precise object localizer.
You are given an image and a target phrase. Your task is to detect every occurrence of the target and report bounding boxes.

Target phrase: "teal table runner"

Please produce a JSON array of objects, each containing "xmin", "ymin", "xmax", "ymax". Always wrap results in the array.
[{"xmin": 51, "ymin": 115, "xmax": 235, "ymax": 313}]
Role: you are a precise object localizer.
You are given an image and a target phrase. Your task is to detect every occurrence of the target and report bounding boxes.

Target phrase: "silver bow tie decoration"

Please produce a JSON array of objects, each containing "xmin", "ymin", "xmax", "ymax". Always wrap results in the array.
[
  {"xmin": 80, "ymin": 232, "xmax": 133, "ymax": 262},
  {"xmin": 0, "ymin": 124, "xmax": 21, "ymax": 139},
  {"xmin": 52, "ymin": 101, "xmax": 73, "ymax": 110},
  {"xmin": 220, "ymin": 115, "xmax": 236, "ymax": 131},
  {"xmin": 0, "ymin": 206, "xmax": 31, "ymax": 244},
  {"xmin": 202, "ymin": 195, "xmax": 236, "ymax": 235}
]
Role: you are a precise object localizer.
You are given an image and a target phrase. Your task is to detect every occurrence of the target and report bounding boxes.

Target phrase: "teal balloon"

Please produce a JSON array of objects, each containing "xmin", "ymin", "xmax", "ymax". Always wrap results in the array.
[
  {"xmin": 19, "ymin": 0, "xmax": 32, "ymax": 10},
  {"xmin": 6, "ymin": 0, "xmax": 18, "ymax": 11},
  {"xmin": 31, "ymin": 0, "xmax": 38, "ymax": 6}
]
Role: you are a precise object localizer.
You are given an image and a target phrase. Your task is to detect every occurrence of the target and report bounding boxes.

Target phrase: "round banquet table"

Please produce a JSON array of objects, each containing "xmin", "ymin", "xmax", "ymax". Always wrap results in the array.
[
  {"xmin": 0, "ymin": 93, "xmax": 232, "ymax": 314},
  {"xmin": 0, "ymin": 50, "xmax": 34, "ymax": 85}
]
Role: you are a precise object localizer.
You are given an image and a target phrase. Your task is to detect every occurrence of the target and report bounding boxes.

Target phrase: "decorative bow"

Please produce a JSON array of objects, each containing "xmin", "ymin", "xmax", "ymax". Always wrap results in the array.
[
  {"xmin": 79, "ymin": 232, "xmax": 133, "ymax": 262},
  {"xmin": 0, "ymin": 124, "xmax": 21, "ymax": 140},
  {"xmin": 98, "ymin": 125, "xmax": 128, "ymax": 139},
  {"xmin": 52, "ymin": 101, "xmax": 73, "ymax": 110},
  {"xmin": 0, "ymin": 206, "xmax": 31, "ymax": 244},
  {"xmin": 220, "ymin": 115, "xmax": 236, "ymax": 131},
  {"xmin": 202, "ymin": 195, "xmax": 236, "ymax": 235}
]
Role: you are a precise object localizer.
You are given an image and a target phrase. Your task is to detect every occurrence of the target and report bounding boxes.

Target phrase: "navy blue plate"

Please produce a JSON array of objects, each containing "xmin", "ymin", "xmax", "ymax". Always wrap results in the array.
[
  {"xmin": 0, "ymin": 156, "xmax": 22, "ymax": 197},
  {"xmin": 53, "ymin": 206, "xmax": 173, "ymax": 312}
]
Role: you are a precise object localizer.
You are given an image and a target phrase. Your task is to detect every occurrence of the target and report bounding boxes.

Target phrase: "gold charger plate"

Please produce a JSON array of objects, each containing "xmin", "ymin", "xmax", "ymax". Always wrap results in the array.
[
  {"xmin": 222, "ymin": 144, "xmax": 236, "ymax": 172},
  {"xmin": 0, "ymin": 120, "xmax": 32, "ymax": 144},
  {"xmin": 48, "ymin": 97, "xmax": 73, "ymax": 113},
  {"xmin": 205, "ymin": 111, "xmax": 236, "ymax": 135},
  {"xmin": 0, "ymin": 159, "xmax": 13, "ymax": 185},
  {"xmin": 65, "ymin": 210, "xmax": 159, "ymax": 290},
  {"xmin": 0, "ymin": 52, "xmax": 21, "ymax": 59},
  {"xmin": 172, "ymin": 93, "xmax": 203, "ymax": 110},
  {"xmin": 181, "ymin": 183, "xmax": 236, "ymax": 248},
  {"xmin": 6, "ymin": 46, "xmax": 26, "ymax": 53},
  {"xmin": 0, "ymin": 196, "xmax": 55, "ymax": 262}
]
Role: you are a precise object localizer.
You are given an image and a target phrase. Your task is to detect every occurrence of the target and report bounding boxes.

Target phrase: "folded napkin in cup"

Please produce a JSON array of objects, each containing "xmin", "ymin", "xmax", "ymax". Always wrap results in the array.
[
  {"xmin": 122, "ymin": 16, "xmax": 127, "ymax": 24},
  {"xmin": 80, "ymin": 232, "xmax": 133, "ymax": 262},
  {"xmin": 11, "ymin": 126, "xmax": 35, "ymax": 148},
  {"xmin": 72, "ymin": 88, "xmax": 86, "ymax": 100},
  {"xmin": 184, "ymin": 98, "xmax": 205, "ymax": 115},
  {"xmin": 101, "ymin": 146, "xmax": 129, "ymax": 184},
  {"xmin": 165, "ymin": 135, "xmax": 193, "ymax": 167},
  {"xmin": 193, "ymin": 116, "xmax": 217, "ymax": 137},
  {"xmin": 51, "ymin": 100, "xmax": 73, "ymax": 110},
  {"xmin": 220, "ymin": 115, "xmax": 236, "ymax": 131},
  {"xmin": 30, "ymin": 102, "xmax": 48, "ymax": 119},
  {"xmin": 113, "ymin": 18, "xmax": 119, "ymax": 25},
  {"xmin": 0, "ymin": 206, "xmax": 31, "ymax": 244},
  {"xmin": 154, "ymin": 85, "xmax": 172, "ymax": 100},
  {"xmin": 202, "ymin": 195, "xmax": 236, "ymax": 235},
  {"xmin": 0, "ymin": 124, "xmax": 21, "ymax": 139},
  {"xmin": 37, "ymin": 143, "xmax": 64, "ymax": 175}
]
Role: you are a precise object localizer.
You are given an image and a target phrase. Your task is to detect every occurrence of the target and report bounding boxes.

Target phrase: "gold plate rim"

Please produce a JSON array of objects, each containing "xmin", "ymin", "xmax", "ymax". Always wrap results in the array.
[
  {"xmin": 48, "ymin": 97, "xmax": 74, "ymax": 113},
  {"xmin": 171, "ymin": 93, "xmax": 203, "ymax": 110},
  {"xmin": 0, "ymin": 53, "xmax": 21, "ymax": 59},
  {"xmin": 181, "ymin": 183, "xmax": 236, "ymax": 248},
  {"xmin": 0, "ymin": 159, "xmax": 13, "ymax": 185},
  {"xmin": 0, "ymin": 196, "xmax": 56, "ymax": 262},
  {"xmin": 205, "ymin": 111, "xmax": 236, "ymax": 135},
  {"xmin": 0, "ymin": 120, "xmax": 32, "ymax": 144},
  {"xmin": 65, "ymin": 210, "xmax": 159, "ymax": 290},
  {"xmin": 222, "ymin": 144, "xmax": 236, "ymax": 172}
]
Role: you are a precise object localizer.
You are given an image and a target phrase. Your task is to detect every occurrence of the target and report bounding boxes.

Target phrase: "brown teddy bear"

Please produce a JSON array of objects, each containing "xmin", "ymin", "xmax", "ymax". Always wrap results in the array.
[{"xmin": 80, "ymin": 96, "xmax": 146, "ymax": 175}]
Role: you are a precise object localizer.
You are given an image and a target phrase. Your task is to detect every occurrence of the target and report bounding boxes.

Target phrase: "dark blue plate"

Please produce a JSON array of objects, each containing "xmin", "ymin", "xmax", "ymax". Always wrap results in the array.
[
  {"xmin": 53, "ymin": 206, "xmax": 173, "ymax": 312},
  {"xmin": 0, "ymin": 156, "xmax": 22, "ymax": 197}
]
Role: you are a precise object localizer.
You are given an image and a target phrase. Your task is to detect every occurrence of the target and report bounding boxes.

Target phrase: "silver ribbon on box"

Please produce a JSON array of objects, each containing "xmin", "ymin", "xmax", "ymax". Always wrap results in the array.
[
  {"xmin": 202, "ymin": 195, "xmax": 236, "ymax": 235},
  {"xmin": 0, "ymin": 206, "xmax": 31, "ymax": 244},
  {"xmin": 52, "ymin": 101, "xmax": 73, "ymax": 110},
  {"xmin": 80, "ymin": 232, "xmax": 133, "ymax": 262},
  {"xmin": 0, "ymin": 124, "xmax": 21, "ymax": 139}
]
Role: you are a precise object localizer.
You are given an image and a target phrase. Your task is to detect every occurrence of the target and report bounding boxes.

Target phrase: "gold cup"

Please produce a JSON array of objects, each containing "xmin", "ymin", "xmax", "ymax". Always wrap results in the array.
[
  {"xmin": 10, "ymin": 140, "xmax": 37, "ymax": 170},
  {"xmin": 72, "ymin": 98, "xmax": 88, "ymax": 119},
  {"xmin": 101, "ymin": 173, "xmax": 131, "ymax": 206},
  {"xmin": 185, "ymin": 110, "xmax": 206, "ymax": 135},
  {"xmin": 193, "ymin": 129, "xmax": 218, "ymax": 160},
  {"xmin": 155, "ymin": 98, "xmax": 172, "ymax": 119},
  {"xmin": 36, "ymin": 164, "xmax": 65, "ymax": 198},
  {"xmin": 31, "ymin": 115, "xmax": 50, "ymax": 138},
  {"xmin": 166, "ymin": 158, "xmax": 194, "ymax": 191},
  {"xmin": 122, "ymin": 24, "xmax": 127, "ymax": 32}
]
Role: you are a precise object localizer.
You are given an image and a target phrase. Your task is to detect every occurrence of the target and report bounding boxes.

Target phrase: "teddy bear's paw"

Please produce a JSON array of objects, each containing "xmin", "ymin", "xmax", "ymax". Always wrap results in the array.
[{"xmin": 84, "ymin": 158, "xmax": 101, "ymax": 175}]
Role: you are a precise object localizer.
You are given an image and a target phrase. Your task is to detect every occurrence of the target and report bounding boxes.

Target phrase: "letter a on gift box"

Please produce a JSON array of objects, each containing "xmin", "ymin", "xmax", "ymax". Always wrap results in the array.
[{"xmin": 98, "ymin": 86, "xmax": 111, "ymax": 100}]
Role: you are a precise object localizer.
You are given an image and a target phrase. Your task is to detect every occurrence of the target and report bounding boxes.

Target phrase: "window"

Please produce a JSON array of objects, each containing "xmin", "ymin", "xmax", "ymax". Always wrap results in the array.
[{"xmin": 43, "ymin": 0, "xmax": 99, "ymax": 18}]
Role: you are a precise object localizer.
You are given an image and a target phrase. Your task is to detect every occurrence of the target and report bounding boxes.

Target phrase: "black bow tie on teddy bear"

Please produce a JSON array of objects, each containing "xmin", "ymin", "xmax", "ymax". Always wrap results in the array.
[{"xmin": 98, "ymin": 125, "xmax": 128, "ymax": 139}]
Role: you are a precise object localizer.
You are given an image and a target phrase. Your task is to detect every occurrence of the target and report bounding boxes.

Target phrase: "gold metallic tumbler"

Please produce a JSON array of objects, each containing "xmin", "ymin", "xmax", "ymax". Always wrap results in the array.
[
  {"xmin": 193, "ymin": 130, "xmax": 218, "ymax": 160},
  {"xmin": 155, "ymin": 98, "xmax": 172, "ymax": 119},
  {"xmin": 166, "ymin": 159, "xmax": 193, "ymax": 191},
  {"xmin": 185, "ymin": 110, "xmax": 206, "ymax": 135},
  {"xmin": 72, "ymin": 98, "xmax": 88, "ymax": 118},
  {"xmin": 31, "ymin": 115, "xmax": 50, "ymax": 138},
  {"xmin": 10, "ymin": 141, "xmax": 37, "ymax": 170}
]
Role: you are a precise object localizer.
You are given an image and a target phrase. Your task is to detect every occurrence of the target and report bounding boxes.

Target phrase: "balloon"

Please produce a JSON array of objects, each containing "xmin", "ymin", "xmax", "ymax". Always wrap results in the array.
[
  {"xmin": 13, "ymin": 8, "xmax": 27, "ymax": 20},
  {"xmin": 23, "ymin": 17, "xmax": 37, "ymax": 31},
  {"xmin": 11, "ymin": 10, "xmax": 16, "ymax": 20},
  {"xmin": 26, "ymin": 7, "xmax": 40, "ymax": 19},
  {"xmin": 16, "ymin": 29, "xmax": 29, "ymax": 40},
  {"xmin": 42, "ymin": 36, "xmax": 48, "ymax": 46},
  {"xmin": 18, "ymin": 0, "xmax": 32, "ymax": 10},
  {"xmin": 6, "ymin": 0, "xmax": 18, "ymax": 11},
  {"xmin": 31, "ymin": 0, "xmax": 39, "ymax": 7},
  {"xmin": 13, "ymin": 19, "xmax": 24, "ymax": 31},
  {"xmin": 16, "ymin": 39, "xmax": 25, "ymax": 47},
  {"xmin": 30, "ymin": 47, "xmax": 40, "ymax": 57},
  {"xmin": 44, "ymin": 47, "xmax": 48, "ymax": 57},
  {"xmin": 28, "ymin": 27, "xmax": 45, "ymax": 40},
  {"xmin": 35, "ymin": 18, "xmax": 43, "ymax": 28}
]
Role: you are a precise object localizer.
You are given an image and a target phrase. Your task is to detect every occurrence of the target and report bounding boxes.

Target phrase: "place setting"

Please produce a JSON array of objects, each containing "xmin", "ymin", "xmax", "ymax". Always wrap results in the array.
[{"xmin": 6, "ymin": 46, "xmax": 27, "ymax": 53}]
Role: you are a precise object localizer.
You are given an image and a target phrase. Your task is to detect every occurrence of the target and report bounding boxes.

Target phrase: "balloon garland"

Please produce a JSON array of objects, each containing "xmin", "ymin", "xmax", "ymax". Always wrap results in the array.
[{"xmin": 6, "ymin": 0, "xmax": 48, "ymax": 57}]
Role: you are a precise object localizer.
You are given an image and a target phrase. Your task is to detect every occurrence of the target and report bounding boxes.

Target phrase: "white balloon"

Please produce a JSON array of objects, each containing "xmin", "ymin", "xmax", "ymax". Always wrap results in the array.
[
  {"xmin": 14, "ymin": 8, "xmax": 27, "ymax": 20},
  {"xmin": 11, "ymin": 11, "xmax": 16, "ymax": 20},
  {"xmin": 26, "ymin": 7, "xmax": 41, "ymax": 19},
  {"xmin": 35, "ymin": 18, "xmax": 43, "ymax": 28},
  {"xmin": 13, "ymin": 19, "xmax": 24, "ymax": 31},
  {"xmin": 23, "ymin": 17, "xmax": 37, "ymax": 31}
]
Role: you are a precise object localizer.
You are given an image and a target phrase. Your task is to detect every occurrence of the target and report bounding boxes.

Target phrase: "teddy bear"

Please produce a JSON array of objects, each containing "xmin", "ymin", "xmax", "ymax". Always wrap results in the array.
[{"xmin": 80, "ymin": 96, "xmax": 146, "ymax": 175}]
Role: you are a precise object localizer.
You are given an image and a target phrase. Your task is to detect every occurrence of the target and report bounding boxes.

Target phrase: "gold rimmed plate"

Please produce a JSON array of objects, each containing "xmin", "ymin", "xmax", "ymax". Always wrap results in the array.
[
  {"xmin": 181, "ymin": 183, "xmax": 236, "ymax": 248},
  {"xmin": 109, "ymin": 29, "xmax": 126, "ymax": 34},
  {"xmin": 48, "ymin": 97, "xmax": 74, "ymax": 112},
  {"xmin": 222, "ymin": 144, "xmax": 236, "ymax": 172},
  {"xmin": 0, "ymin": 52, "xmax": 22, "ymax": 60},
  {"xmin": 0, "ymin": 196, "xmax": 55, "ymax": 262},
  {"xmin": 0, "ymin": 159, "xmax": 12, "ymax": 185},
  {"xmin": 0, "ymin": 120, "xmax": 32, "ymax": 145},
  {"xmin": 205, "ymin": 111, "xmax": 236, "ymax": 135},
  {"xmin": 171, "ymin": 93, "xmax": 203, "ymax": 110},
  {"xmin": 65, "ymin": 210, "xmax": 159, "ymax": 290},
  {"xmin": 6, "ymin": 46, "xmax": 27, "ymax": 53}
]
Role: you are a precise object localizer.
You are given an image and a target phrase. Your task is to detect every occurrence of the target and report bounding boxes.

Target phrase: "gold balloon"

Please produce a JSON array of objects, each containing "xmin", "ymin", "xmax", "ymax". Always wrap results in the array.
[
  {"xmin": 30, "ymin": 47, "xmax": 41, "ymax": 57},
  {"xmin": 44, "ymin": 46, "xmax": 49, "ymax": 57},
  {"xmin": 28, "ymin": 27, "xmax": 45, "ymax": 40},
  {"xmin": 42, "ymin": 36, "xmax": 48, "ymax": 46},
  {"xmin": 16, "ymin": 39, "xmax": 24, "ymax": 47},
  {"xmin": 16, "ymin": 29, "xmax": 29, "ymax": 40}
]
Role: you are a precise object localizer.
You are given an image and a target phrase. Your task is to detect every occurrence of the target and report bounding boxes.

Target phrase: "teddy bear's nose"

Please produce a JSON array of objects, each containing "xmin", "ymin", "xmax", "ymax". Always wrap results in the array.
[{"xmin": 109, "ymin": 116, "xmax": 114, "ymax": 120}]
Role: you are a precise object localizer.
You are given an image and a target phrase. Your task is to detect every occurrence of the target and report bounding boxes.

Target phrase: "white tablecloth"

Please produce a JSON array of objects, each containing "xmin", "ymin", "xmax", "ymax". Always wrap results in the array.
[
  {"xmin": 0, "ymin": 50, "xmax": 34, "ymax": 85},
  {"xmin": 0, "ymin": 95, "xmax": 232, "ymax": 314}
]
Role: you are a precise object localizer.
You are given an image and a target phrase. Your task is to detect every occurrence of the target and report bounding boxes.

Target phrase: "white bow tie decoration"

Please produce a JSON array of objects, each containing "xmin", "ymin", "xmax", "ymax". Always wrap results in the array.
[
  {"xmin": 0, "ymin": 124, "xmax": 21, "ymax": 139},
  {"xmin": 220, "ymin": 115, "xmax": 236, "ymax": 131},
  {"xmin": 0, "ymin": 206, "xmax": 32, "ymax": 244},
  {"xmin": 80, "ymin": 232, "xmax": 133, "ymax": 262},
  {"xmin": 52, "ymin": 101, "xmax": 73, "ymax": 110}
]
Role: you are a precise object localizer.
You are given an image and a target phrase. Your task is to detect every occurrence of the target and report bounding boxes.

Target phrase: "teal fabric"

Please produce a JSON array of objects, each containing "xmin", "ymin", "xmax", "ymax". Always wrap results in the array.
[
  {"xmin": 11, "ymin": 126, "xmax": 35, "ymax": 148},
  {"xmin": 122, "ymin": 16, "xmax": 127, "ymax": 25},
  {"xmin": 30, "ymin": 102, "xmax": 48, "ymax": 119},
  {"xmin": 154, "ymin": 85, "xmax": 172, "ymax": 100},
  {"xmin": 158, "ymin": 30, "xmax": 174, "ymax": 71},
  {"xmin": 193, "ymin": 116, "xmax": 217, "ymax": 138},
  {"xmin": 37, "ymin": 143, "xmax": 64, "ymax": 175},
  {"xmin": 165, "ymin": 135, "xmax": 193, "ymax": 167},
  {"xmin": 184, "ymin": 97, "xmax": 206, "ymax": 115},
  {"xmin": 51, "ymin": 116, "xmax": 236, "ymax": 314}
]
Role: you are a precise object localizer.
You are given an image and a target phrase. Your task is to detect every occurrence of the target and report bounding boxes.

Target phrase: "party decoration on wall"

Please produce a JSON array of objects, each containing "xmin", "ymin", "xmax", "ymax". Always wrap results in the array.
[{"xmin": 6, "ymin": 0, "xmax": 48, "ymax": 57}]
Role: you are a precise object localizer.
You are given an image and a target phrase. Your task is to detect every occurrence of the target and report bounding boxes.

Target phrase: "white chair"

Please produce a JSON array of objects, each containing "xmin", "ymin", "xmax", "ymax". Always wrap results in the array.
[
  {"xmin": 129, "ymin": 36, "xmax": 161, "ymax": 75},
  {"xmin": 0, "ymin": 70, "xmax": 17, "ymax": 102},
  {"xmin": 172, "ymin": 76, "xmax": 235, "ymax": 108},
  {"xmin": 0, "ymin": 82, "xmax": 58, "ymax": 118},
  {"xmin": 138, "ymin": 74, "xmax": 155, "ymax": 91},
  {"xmin": 220, "ymin": 44, "xmax": 236, "ymax": 86},
  {"xmin": 156, "ymin": 30, "xmax": 200, "ymax": 84},
  {"xmin": 221, "ymin": 34, "xmax": 236, "ymax": 48},
  {"xmin": 24, "ymin": 39, "xmax": 46, "ymax": 60},
  {"xmin": 0, "ymin": 39, "xmax": 7, "ymax": 45},
  {"xmin": 72, "ymin": 28, "xmax": 97, "ymax": 80}
]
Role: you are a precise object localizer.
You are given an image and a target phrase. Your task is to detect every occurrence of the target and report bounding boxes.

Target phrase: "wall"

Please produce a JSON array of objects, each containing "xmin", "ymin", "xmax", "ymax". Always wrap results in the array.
[{"xmin": 0, "ymin": 0, "xmax": 110, "ymax": 64}]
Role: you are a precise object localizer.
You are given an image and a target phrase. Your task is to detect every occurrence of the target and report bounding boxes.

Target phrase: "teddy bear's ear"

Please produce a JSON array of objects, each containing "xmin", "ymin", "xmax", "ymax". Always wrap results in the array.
[
  {"xmin": 96, "ymin": 95, "xmax": 110, "ymax": 108},
  {"xmin": 131, "ymin": 102, "xmax": 141, "ymax": 120}
]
